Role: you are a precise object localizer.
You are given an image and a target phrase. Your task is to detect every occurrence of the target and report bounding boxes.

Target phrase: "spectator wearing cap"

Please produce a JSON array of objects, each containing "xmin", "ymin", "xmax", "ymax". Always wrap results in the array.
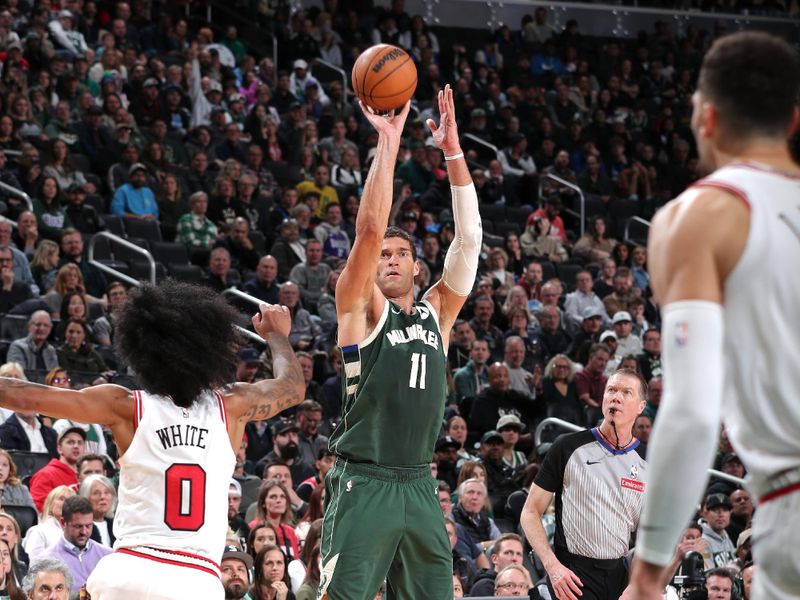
[
  {"xmin": 133, "ymin": 77, "xmax": 162, "ymax": 129},
  {"xmin": 396, "ymin": 139, "xmax": 434, "ymax": 196},
  {"xmin": 453, "ymin": 477, "xmax": 501, "ymax": 549},
  {"xmin": 480, "ymin": 427, "xmax": 525, "ymax": 517},
  {"xmin": 611, "ymin": 310, "xmax": 642, "ymax": 357},
  {"xmin": 602, "ymin": 266, "xmax": 636, "ymax": 317},
  {"xmin": 569, "ymin": 306, "xmax": 606, "ymax": 364},
  {"xmin": 221, "ymin": 544, "xmax": 253, "ymax": 600},
  {"xmin": 435, "ymin": 435, "xmax": 461, "ymax": 490},
  {"xmin": 48, "ymin": 10, "xmax": 91, "ymax": 60},
  {"xmin": 256, "ymin": 420, "xmax": 315, "ymax": 486},
  {"xmin": 696, "ymin": 493, "xmax": 736, "ymax": 570},
  {"xmin": 160, "ymin": 84, "xmax": 191, "ymax": 136},
  {"xmin": 29, "ymin": 426, "xmax": 86, "ymax": 512},
  {"xmin": 497, "ymin": 415, "xmax": 528, "ymax": 470},
  {"xmin": 708, "ymin": 452, "xmax": 748, "ymax": 498},
  {"xmin": 110, "ymin": 163, "xmax": 159, "ymax": 221},
  {"xmin": 235, "ymin": 347, "xmax": 261, "ymax": 384},
  {"xmin": 188, "ymin": 44, "xmax": 226, "ymax": 127},
  {"xmin": 228, "ymin": 479, "xmax": 250, "ymax": 542},
  {"xmin": 64, "ymin": 183, "xmax": 104, "ymax": 235}
]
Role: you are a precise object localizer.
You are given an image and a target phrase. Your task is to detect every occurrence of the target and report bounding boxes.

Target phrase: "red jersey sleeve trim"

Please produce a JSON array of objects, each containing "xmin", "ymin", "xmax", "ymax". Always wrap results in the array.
[
  {"xmin": 132, "ymin": 390, "xmax": 143, "ymax": 432},
  {"xmin": 691, "ymin": 179, "xmax": 751, "ymax": 211},
  {"xmin": 214, "ymin": 390, "xmax": 228, "ymax": 430}
]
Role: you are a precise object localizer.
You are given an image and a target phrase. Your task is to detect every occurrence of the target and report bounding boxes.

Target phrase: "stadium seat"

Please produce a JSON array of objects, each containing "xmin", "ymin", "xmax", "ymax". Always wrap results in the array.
[
  {"xmin": 8, "ymin": 451, "xmax": 51, "ymax": 480},
  {"xmin": 1, "ymin": 314, "xmax": 29, "ymax": 341},
  {"xmin": 124, "ymin": 218, "xmax": 162, "ymax": 242},
  {"xmin": 494, "ymin": 222, "xmax": 521, "ymax": 237},
  {"xmin": 111, "ymin": 237, "xmax": 150, "ymax": 263},
  {"xmin": 557, "ymin": 263, "xmax": 584, "ymax": 292},
  {"xmin": 249, "ymin": 231, "xmax": 267, "ymax": 255},
  {"xmin": 101, "ymin": 215, "xmax": 126, "ymax": 237},
  {"xmin": 168, "ymin": 264, "xmax": 206, "ymax": 285},
  {"xmin": 540, "ymin": 261, "xmax": 556, "ymax": 283},
  {"xmin": 150, "ymin": 241, "xmax": 190, "ymax": 267},
  {"xmin": 2, "ymin": 505, "xmax": 37, "ymax": 539},
  {"xmin": 480, "ymin": 204, "xmax": 506, "ymax": 223}
]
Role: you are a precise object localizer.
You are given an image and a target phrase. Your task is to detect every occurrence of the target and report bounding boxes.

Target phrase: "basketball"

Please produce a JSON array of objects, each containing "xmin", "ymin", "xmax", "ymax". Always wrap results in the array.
[{"xmin": 351, "ymin": 44, "xmax": 417, "ymax": 113}]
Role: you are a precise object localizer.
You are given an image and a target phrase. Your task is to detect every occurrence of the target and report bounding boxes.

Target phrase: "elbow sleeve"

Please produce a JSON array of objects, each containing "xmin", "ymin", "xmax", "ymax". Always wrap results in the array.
[{"xmin": 442, "ymin": 183, "xmax": 482, "ymax": 296}]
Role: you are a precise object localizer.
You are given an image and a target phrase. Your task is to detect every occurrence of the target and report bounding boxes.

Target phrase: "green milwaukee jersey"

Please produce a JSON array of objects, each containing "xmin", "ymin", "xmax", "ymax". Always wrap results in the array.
[{"xmin": 329, "ymin": 299, "xmax": 447, "ymax": 467}]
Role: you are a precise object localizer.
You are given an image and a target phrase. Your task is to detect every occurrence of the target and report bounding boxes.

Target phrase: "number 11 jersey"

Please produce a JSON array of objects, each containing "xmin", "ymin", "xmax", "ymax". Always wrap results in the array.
[
  {"xmin": 113, "ymin": 389, "xmax": 235, "ymax": 562},
  {"xmin": 330, "ymin": 299, "xmax": 447, "ymax": 467}
]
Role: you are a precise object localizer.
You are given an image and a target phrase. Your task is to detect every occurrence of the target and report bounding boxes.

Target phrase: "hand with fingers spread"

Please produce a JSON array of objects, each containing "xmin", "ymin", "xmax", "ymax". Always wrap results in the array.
[
  {"xmin": 358, "ymin": 99, "xmax": 411, "ymax": 141},
  {"xmin": 426, "ymin": 84, "xmax": 461, "ymax": 155},
  {"xmin": 547, "ymin": 560, "xmax": 583, "ymax": 600},
  {"xmin": 252, "ymin": 303, "xmax": 291, "ymax": 339}
]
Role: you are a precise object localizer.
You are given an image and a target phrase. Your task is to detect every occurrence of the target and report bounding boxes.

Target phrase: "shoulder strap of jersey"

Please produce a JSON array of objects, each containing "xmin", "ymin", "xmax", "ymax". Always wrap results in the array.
[
  {"xmin": 132, "ymin": 390, "xmax": 143, "ymax": 432},
  {"xmin": 213, "ymin": 390, "xmax": 228, "ymax": 431}
]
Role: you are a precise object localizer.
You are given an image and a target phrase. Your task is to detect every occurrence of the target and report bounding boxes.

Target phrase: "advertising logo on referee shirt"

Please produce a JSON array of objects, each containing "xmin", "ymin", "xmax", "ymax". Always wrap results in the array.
[{"xmin": 621, "ymin": 464, "xmax": 645, "ymax": 492}]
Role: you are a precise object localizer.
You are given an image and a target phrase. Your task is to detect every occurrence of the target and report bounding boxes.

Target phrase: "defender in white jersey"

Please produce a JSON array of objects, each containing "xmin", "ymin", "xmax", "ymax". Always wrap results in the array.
[
  {"xmin": 0, "ymin": 282, "xmax": 304, "ymax": 599},
  {"xmin": 624, "ymin": 32, "xmax": 800, "ymax": 600}
]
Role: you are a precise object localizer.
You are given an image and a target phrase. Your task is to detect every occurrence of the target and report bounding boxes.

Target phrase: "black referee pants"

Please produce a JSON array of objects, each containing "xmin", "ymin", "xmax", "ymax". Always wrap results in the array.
[{"xmin": 546, "ymin": 553, "xmax": 628, "ymax": 600}]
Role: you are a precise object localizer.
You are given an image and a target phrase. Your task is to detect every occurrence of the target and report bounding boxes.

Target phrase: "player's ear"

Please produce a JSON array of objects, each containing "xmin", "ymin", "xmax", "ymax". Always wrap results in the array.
[{"xmin": 413, "ymin": 259, "xmax": 420, "ymax": 277}]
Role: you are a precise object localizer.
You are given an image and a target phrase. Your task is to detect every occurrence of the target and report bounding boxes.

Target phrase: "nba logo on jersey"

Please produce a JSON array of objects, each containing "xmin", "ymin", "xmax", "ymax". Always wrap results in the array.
[
  {"xmin": 674, "ymin": 322, "xmax": 689, "ymax": 347},
  {"xmin": 630, "ymin": 465, "xmax": 638, "ymax": 479}
]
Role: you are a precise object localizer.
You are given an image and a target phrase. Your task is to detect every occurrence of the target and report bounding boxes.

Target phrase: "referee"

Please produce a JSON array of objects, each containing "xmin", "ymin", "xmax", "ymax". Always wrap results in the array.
[{"xmin": 520, "ymin": 368, "xmax": 649, "ymax": 600}]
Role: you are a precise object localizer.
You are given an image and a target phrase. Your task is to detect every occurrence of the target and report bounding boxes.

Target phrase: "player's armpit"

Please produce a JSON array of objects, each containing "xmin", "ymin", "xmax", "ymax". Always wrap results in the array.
[{"xmin": 0, "ymin": 379, "xmax": 133, "ymax": 426}]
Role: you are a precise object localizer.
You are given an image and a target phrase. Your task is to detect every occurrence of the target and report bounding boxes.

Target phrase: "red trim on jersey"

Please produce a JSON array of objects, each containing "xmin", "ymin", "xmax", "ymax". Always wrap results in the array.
[
  {"xmin": 759, "ymin": 481, "xmax": 800, "ymax": 505},
  {"xmin": 117, "ymin": 548, "xmax": 220, "ymax": 578},
  {"xmin": 132, "ymin": 390, "xmax": 142, "ymax": 432},
  {"xmin": 691, "ymin": 179, "xmax": 751, "ymax": 211},
  {"xmin": 728, "ymin": 160, "xmax": 800, "ymax": 180},
  {"xmin": 214, "ymin": 390, "xmax": 228, "ymax": 430}
]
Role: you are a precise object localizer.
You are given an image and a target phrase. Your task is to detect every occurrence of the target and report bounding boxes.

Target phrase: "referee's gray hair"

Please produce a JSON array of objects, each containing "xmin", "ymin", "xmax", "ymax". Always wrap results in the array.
[
  {"xmin": 457, "ymin": 477, "xmax": 488, "ymax": 497},
  {"xmin": 22, "ymin": 558, "xmax": 73, "ymax": 594},
  {"xmin": 78, "ymin": 474, "xmax": 118, "ymax": 517}
]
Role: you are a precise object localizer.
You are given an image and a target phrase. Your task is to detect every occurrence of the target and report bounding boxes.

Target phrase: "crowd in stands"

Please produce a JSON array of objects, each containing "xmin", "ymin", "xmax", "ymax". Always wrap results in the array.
[{"xmin": 0, "ymin": 0, "xmax": 773, "ymax": 597}]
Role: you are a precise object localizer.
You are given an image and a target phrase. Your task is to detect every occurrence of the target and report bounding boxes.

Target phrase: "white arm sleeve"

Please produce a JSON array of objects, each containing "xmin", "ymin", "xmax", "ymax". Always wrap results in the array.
[
  {"xmin": 636, "ymin": 300, "xmax": 725, "ymax": 566},
  {"xmin": 442, "ymin": 183, "xmax": 482, "ymax": 296}
]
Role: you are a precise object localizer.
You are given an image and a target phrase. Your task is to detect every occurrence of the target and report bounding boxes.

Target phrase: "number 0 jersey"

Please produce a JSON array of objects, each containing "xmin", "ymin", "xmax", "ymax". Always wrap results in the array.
[
  {"xmin": 113, "ymin": 390, "xmax": 235, "ymax": 562},
  {"xmin": 330, "ymin": 299, "xmax": 447, "ymax": 467}
]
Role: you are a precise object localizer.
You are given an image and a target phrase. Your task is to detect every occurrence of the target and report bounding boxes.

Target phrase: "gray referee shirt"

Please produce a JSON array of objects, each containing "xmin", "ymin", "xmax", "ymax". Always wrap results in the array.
[{"xmin": 535, "ymin": 428, "xmax": 648, "ymax": 560}]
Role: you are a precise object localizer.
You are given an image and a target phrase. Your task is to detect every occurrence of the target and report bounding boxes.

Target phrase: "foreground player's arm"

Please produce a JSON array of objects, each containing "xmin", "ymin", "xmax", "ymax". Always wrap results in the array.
[
  {"xmin": 423, "ymin": 86, "xmax": 481, "ymax": 345},
  {"xmin": 335, "ymin": 101, "xmax": 411, "ymax": 346},
  {"xmin": 628, "ymin": 187, "xmax": 748, "ymax": 597},
  {"xmin": 226, "ymin": 304, "xmax": 305, "ymax": 441},
  {"xmin": 0, "ymin": 380, "xmax": 133, "ymax": 440},
  {"xmin": 520, "ymin": 484, "xmax": 583, "ymax": 600}
]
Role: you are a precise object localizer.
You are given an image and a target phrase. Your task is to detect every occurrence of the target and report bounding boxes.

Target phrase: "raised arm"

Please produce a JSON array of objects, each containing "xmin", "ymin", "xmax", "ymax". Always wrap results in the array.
[
  {"xmin": 225, "ymin": 303, "xmax": 305, "ymax": 448},
  {"xmin": 627, "ymin": 187, "xmax": 748, "ymax": 598},
  {"xmin": 335, "ymin": 101, "xmax": 410, "ymax": 346},
  {"xmin": 423, "ymin": 85, "xmax": 481, "ymax": 346}
]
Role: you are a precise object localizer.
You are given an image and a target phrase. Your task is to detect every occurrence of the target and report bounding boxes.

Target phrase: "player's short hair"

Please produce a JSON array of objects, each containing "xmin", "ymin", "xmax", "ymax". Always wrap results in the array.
[
  {"xmin": 699, "ymin": 31, "xmax": 800, "ymax": 139},
  {"xmin": 384, "ymin": 225, "xmax": 417, "ymax": 261},
  {"xmin": 115, "ymin": 281, "xmax": 242, "ymax": 408}
]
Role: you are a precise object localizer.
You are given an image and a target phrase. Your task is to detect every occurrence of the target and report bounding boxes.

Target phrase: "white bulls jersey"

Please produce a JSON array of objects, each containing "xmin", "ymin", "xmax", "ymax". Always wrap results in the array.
[
  {"xmin": 696, "ymin": 161, "xmax": 800, "ymax": 496},
  {"xmin": 113, "ymin": 390, "xmax": 235, "ymax": 562}
]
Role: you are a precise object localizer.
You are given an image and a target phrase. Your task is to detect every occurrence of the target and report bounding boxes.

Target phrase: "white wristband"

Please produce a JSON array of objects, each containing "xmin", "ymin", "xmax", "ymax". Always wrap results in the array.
[{"xmin": 444, "ymin": 152, "xmax": 464, "ymax": 161}]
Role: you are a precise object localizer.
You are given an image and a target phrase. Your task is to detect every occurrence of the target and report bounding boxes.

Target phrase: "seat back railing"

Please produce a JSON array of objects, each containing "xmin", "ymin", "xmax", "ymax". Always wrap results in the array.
[
  {"xmin": 624, "ymin": 216, "xmax": 652, "ymax": 245},
  {"xmin": 87, "ymin": 231, "xmax": 155, "ymax": 286},
  {"xmin": 0, "ymin": 180, "xmax": 34, "ymax": 213},
  {"xmin": 534, "ymin": 417, "xmax": 745, "ymax": 487}
]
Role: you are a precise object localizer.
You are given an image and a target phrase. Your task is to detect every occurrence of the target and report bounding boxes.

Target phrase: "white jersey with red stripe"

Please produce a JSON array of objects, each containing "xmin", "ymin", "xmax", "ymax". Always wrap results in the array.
[
  {"xmin": 694, "ymin": 161, "xmax": 800, "ymax": 496},
  {"xmin": 113, "ymin": 389, "xmax": 235, "ymax": 563}
]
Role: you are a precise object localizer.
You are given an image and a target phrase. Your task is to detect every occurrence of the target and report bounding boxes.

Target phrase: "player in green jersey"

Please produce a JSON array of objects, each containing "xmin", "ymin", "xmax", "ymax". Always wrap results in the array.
[{"xmin": 318, "ymin": 87, "xmax": 481, "ymax": 599}]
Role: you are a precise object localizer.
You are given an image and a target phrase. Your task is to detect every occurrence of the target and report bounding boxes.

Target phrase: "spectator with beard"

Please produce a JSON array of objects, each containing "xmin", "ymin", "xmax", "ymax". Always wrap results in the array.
[
  {"xmin": 221, "ymin": 545, "xmax": 252, "ymax": 600},
  {"xmin": 228, "ymin": 479, "xmax": 249, "ymax": 542},
  {"xmin": 469, "ymin": 363, "xmax": 540, "ymax": 440},
  {"xmin": 256, "ymin": 420, "xmax": 314, "ymax": 485},
  {"xmin": 295, "ymin": 400, "xmax": 328, "ymax": 468},
  {"xmin": 434, "ymin": 436, "xmax": 460, "ymax": 491}
]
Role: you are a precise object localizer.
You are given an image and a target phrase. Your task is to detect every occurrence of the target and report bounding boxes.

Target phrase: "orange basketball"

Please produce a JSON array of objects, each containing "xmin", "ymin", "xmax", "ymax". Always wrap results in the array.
[{"xmin": 351, "ymin": 44, "xmax": 417, "ymax": 112}]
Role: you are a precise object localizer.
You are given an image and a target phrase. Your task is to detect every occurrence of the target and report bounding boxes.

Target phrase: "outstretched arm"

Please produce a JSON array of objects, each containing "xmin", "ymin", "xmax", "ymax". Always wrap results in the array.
[
  {"xmin": 336, "ymin": 101, "xmax": 411, "ymax": 347},
  {"xmin": 423, "ymin": 85, "xmax": 481, "ymax": 347},
  {"xmin": 627, "ymin": 187, "xmax": 748, "ymax": 598},
  {"xmin": 225, "ymin": 303, "xmax": 305, "ymax": 446}
]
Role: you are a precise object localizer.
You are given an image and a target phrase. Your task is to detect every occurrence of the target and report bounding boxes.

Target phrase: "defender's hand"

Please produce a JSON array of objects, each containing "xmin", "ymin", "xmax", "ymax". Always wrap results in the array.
[{"xmin": 252, "ymin": 303, "xmax": 291, "ymax": 339}]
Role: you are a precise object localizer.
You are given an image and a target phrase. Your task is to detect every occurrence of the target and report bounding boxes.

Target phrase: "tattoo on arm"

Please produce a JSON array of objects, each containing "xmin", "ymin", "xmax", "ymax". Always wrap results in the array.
[{"xmin": 243, "ymin": 335, "xmax": 305, "ymax": 422}]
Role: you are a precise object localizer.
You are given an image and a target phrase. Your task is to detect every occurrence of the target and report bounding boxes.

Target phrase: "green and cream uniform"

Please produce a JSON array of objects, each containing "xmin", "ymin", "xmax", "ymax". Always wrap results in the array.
[{"xmin": 318, "ymin": 299, "xmax": 452, "ymax": 599}]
